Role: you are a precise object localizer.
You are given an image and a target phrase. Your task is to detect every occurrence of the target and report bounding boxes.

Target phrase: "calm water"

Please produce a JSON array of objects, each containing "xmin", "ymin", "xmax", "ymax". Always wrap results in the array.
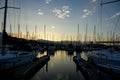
[{"xmin": 31, "ymin": 50, "xmax": 85, "ymax": 80}]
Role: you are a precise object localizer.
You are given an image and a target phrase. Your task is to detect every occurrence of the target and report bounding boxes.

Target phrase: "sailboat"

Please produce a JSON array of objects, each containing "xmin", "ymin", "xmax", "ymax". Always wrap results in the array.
[
  {"xmin": 86, "ymin": 0, "xmax": 120, "ymax": 74},
  {"xmin": 0, "ymin": 0, "xmax": 37, "ymax": 70},
  {"xmin": 86, "ymin": 48, "xmax": 120, "ymax": 73}
]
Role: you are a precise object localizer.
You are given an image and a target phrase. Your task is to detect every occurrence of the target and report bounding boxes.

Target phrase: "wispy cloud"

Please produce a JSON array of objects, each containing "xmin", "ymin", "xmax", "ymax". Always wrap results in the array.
[
  {"xmin": 45, "ymin": 0, "xmax": 52, "ymax": 4},
  {"xmin": 51, "ymin": 25, "xmax": 55, "ymax": 29},
  {"xmin": 38, "ymin": 9, "xmax": 44, "ymax": 15},
  {"xmin": 81, "ymin": 9, "xmax": 92, "ymax": 18},
  {"xmin": 52, "ymin": 6, "xmax": 71, "ymax": 19},
  {"xmin": 110, "ymin": 11, "xmax": 120, "ymax": 19},
  {"xmin": 92, "ymin": 0, "xmax": 97, "ymax": 2}
]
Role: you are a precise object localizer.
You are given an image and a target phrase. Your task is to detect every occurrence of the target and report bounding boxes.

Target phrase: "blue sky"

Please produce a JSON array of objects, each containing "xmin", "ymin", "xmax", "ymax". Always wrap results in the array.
[{"xmin": 0, "ymin": 0, "xmax": 120, "ymax": 41}]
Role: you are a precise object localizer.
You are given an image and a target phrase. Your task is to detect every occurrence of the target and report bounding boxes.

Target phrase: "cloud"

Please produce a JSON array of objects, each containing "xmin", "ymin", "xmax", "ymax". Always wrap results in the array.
[
  {"xmin": 81, "ymin": 9, "xmax": 92, "ymax": 18},
  {"xmin": 51, "ymin": 26, "xmax": 55, "ymax": 29},
  {"xmin": 49, "ymin": 25, "xmax": 55, "ymax": 29},
  {"xmin": 45, "ymin": 0, "xmax": 52, "ymax": 4},
  {"xmin": 110, "ymin": 11, "xmax": 120, "ymax": 19},
  {"xmin": 52, "ymin": 6, "xmax": 71, "ymax": 19},
  {"xmin": 38, "ymin": 9, "xmax": 44, "ymax": 15},
  {"xmin": 92, "ymin": 0, "xmax": 97, "ymax": 2}
]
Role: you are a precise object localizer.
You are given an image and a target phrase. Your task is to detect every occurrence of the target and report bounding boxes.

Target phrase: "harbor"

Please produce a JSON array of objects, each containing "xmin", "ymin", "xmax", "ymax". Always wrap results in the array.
[
  {"xmin": 0, "ymin": 0, "xmax": 120, "ymax": 80},
  {"xmin": 1, "ymin": 49, "xmax": 120, "ymax": 80},
  {"xmin": 0, "ymin": 55, "xmax": 50, "ymax": 80},
  {"xmin": 73, "ymin": 52, "xmax": 120, "ymax": 80}
]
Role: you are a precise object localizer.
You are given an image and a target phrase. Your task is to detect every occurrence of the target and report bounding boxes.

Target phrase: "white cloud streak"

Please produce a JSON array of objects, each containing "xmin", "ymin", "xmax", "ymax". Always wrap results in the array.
[
  {"xmin": 52, "ymin": 6, "xmax": 71, "ymax": 19},
  {"xmin": 51, "ymin": 26, "xmax": 55, "ymax": 29},
  {"xmin": 38, "ymin": 9, "xmax": 44, "ymax": 16},
  {"xmin": 92, "ymin": 0, "xmax": 97, "ymax": 2},
  {"xmin": 45, "ymin": 0, "xmax": 52, "ymax": 4},
  {"xmin": 110, "ymin": 11, "xmax": 120, "ymax": 19},
  {"xmin": 81, "ymin": 9, "xmax": 92, "ymax": 18}
]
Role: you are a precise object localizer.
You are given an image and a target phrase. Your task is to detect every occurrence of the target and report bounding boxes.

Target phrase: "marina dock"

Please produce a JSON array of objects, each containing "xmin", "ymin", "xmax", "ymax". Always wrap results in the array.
[
  {"xmin": 0, "ymin": 55, "xmax": 50, "ymax": 80},
  {"xmin": 73, "ymin": 56, "xmax": 99, "ymax": 80},
  {"xmin": 73, "ymin": 56, "xmax": 119, "ymax": 80},
  {"xmin": 0, "ymin": 0, "xmax": 120, "ymax": 80}
]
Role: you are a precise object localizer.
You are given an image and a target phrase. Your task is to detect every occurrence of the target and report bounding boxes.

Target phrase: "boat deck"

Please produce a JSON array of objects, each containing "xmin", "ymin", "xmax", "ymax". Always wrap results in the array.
[
  {"xmin": 0, "ymin": 55, "xmax": 50, "ymax": 80},
  {"xmin": 73, "ymin": 56, "xmax": 119, "ymax": 80}
]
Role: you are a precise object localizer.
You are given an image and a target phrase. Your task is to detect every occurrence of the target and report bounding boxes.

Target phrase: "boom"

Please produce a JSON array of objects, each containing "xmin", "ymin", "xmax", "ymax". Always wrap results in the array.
[{"xmin": 100, "ymin": 0, "xmax": 120, "ymax": 5}]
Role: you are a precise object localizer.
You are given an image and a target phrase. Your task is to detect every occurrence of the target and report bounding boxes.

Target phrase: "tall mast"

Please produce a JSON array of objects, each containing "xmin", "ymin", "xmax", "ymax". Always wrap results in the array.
[
  {"xmin": 35, "ymin": 25, "xmax": 37, "ymax": 39},
  {"xmin": 77, "ymin": 24, "xmax": 79, "ymax": 41},
  {"xmin": 1, "ymin": 0, "xmax": 20, "ymax": 42},
  {"xmin": 44, "ymin": 25, "xmax": 46, "ymax": 40},
  {"xmin": 100, "ymin": 0, "xmax": 103, "ymax": 42},
  {"xmin": 26, "ymin": 24, "xmax": 27, "ymax": 39},
  {"xmin": 10, "ymin": 24, "xmax": 12, "ymax": 36},
  {"xmin": 1, "ymin": 0, "xmax": 8, "ymax": 55},
  {"xmin": 93, "ymin": 25, "xmax": 96, "ymax": 42},
  {"xmin": 18, "ymin": 24, "xmax": 20, "ymax": 38},
  {"xmin": 3, "ymin": 0, "xmax": 8, "ymax": 33},
  {"xmin": 84, "ymin": 24, "xmax": 88, "ymax": 42},
  {"xmin": 1, "ymin": 0, "xmax": 8, "ymax": 48}
]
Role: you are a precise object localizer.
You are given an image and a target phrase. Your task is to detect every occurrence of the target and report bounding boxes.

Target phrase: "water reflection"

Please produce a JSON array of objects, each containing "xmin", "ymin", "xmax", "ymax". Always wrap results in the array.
[
  {"xmin": 47, "ymin": 51, "xmax": 56, "ymax": 56},
  {"xmin": 36, "ymin": 51, "xmax": 47, "ymax": 58},
  {"xmin": 80, "ymin": 52, "xmax": 88, "ymax": 61},
  {"xmin": 31, "ymin": 50, "xmax": 85, "ymax": 80}
]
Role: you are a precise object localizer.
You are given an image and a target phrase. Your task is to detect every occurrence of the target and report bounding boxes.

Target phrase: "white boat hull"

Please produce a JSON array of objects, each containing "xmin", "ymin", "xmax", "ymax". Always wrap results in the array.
[
  {"xmin": 87, "ymin": 49, "xmax": 120, "ymax": 73},
  {"xmin": 0, "ymin": 51, "xmax": 37, "ymax": 70},
  {"xmin": 88, "ymin": 56, "xmax": 120, "ymax": 73}
]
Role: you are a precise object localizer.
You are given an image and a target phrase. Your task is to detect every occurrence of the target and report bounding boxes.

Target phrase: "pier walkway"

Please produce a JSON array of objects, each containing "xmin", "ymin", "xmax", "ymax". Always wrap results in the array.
[
  {"xmin": 73, "ymin": 56, "xmax": 119, "ymax": 80},
  {"xmin": 0, "ymin": 55, "xmax": 50, "ymax": 80}
]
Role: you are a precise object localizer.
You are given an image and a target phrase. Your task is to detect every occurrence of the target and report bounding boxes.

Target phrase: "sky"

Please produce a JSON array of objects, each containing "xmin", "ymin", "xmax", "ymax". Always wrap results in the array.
[{"xmin": 0, "ymin": 0, "xmax": 120, "ymax": 41}]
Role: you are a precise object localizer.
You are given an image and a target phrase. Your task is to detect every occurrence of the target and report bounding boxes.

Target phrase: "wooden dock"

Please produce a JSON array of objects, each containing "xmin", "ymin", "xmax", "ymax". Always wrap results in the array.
[
  {"xmin": 73, "ymin": 56, "xmax": 99, "ymax": 80},
  {"xmin": 0, "ymin": 55, "xmax": 50, "ymax": 80},
  {"xmin": 73, "ymin": 56, "xmax": 119, "ymax": 80}
]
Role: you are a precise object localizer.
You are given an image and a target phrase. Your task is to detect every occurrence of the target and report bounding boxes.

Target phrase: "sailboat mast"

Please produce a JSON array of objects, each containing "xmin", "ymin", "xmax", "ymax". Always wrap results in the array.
[
  {"xmin": 1, "ymin": 0, "xmax": 8, "ymax": 55},
  {"xmin": 77, "ymin": 24, "xmax": 79, "ymax": 41},
  {"xmin": 35, "ymin": 25, "xmax": 37, "ymax": 39},
  {"xmin": 44, "ymin": 25, "xmax": 46, "ymax": 40},
  {"xmin": 2, "ymin": 0, "xmax": 8, "ymax": 46},
  {"xmin": 93, "ymin": 25, "xmax": 96, "ymax": 42},
  {"xmin": 26, "ymin": 24, "xmax": 28, "ymax": 39},
  {"xmin": 18, "ymin": 24, "xmax": 20, "ymax": 38},
  {"xmin": 3, "ymin": 0, "xmax": 8, "ymax": 33},
  {"xmin": 84, "ymin": 24, "xmax": 88, "ymax": 42},
  {"xmin": 10, "ymin": 24, "xmax": 12, "ymax": 36}
]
